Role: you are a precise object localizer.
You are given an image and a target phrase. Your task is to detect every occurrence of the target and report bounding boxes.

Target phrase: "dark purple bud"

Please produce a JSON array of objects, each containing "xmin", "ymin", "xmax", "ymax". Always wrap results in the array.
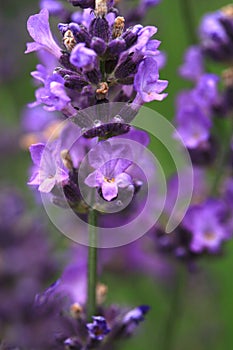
[
  {"xmin": 85, "ymin": 69, "xmax": 101, "ymax": 84},
  {"xmin": 105, "ymin": 59, "xmax": 118, "ymax": 74},
  {"xmin": 91, "ymin": 37, "xmax": 107, "ymax": 55},
  {"xmin": 188, "ymin": 137, "xmax": 218, "ymax": 166},
  {"xmin": 114, "ymin": 51, "xmax": 143, "ymax": 79},
  {"xmin": 90, "ymin": 17, "xmax": 110, "ymax": 42},
  {"xmin": 64, "ymin": 74, "xmax": 89, "ymax": 91},
  {"xmin": 68, "ymin": 0, "xmax": 95, "ymax": 8},
  {"xmin": 83, "ymin": 122, "xmax": 130, "ymax": 139},
  {"xmin": 69, "ymin": 23, "xmax": 92, "ymax": 46},
  {"xmin": 122, "ymin": 25, "xmax": 143, "ymax": 48},
  {"xmin": 59, "ymin": 53, "xmax": 78, "ymax": 71},
  {"xmin": 63, "ymin": 180, "xmax": 81, "ymax": 203},
  {"xmin": 107, "ymin": 38, "xmax": 126, "ymax": 58}
]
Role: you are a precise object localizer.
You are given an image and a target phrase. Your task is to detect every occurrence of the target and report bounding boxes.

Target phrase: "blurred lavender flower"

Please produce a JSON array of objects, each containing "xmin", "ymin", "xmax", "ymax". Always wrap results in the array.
[
  {"xmin": 0, "ymin": 188, "xmax": 61, "ymax": 349},
  {"xmin": 199, "ymin": 5, "xmax": 233, "ymax": 62}
]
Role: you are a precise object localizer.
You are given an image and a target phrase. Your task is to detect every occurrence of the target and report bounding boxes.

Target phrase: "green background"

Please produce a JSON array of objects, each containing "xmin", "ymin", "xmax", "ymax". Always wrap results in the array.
[{"xmin": 0, "ymin": 0, "xmax": 233, "ymax": 349}]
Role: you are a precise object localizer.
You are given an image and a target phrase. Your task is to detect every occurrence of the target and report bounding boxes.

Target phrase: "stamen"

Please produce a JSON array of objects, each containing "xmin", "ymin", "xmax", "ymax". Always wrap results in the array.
[
  {"xmin": 95, "ymin": 0, "xmax": 108, "ymax": 17},
  {"xmin": 70, "ymin": 303, "xmax": 83, "ymax": 318},
  {"xmin": 61, "ymin": 149, "xmax": 73, "ymax": 170},
  {"xmin": 96, "ymin": 283, "xmax": 108, "ymax": 305},
  {"xmin": 96, "ymin": 82, "xmax": 109, "ymax": 100},
  {"xmin": 112, "ymin": 16, "xmax": 125, "ymax": 39},
  {"xmin": 63, "ymin": 30, "xmax": 77, "ymax": 52}
]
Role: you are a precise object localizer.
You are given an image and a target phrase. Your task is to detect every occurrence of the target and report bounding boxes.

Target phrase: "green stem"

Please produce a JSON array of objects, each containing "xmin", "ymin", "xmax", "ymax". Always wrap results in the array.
[
  {"xmin": 161, "ymin": 267, "xmax": 186, "ymax": 350},
  {"xmin": 210, "ymin": 118, "xmax": 233, "ymax": 196},
  {"xmin": 87, "ymin": 208, "xmax": 98, "ymax": 321},
  {"xmin": 180, "ymin": 0, "xmax": 197, "ymax": 44}
]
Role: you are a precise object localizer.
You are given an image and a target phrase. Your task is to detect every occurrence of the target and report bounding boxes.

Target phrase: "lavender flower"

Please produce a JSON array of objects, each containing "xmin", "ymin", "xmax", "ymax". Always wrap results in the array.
[
  {"xmin": 28, "ymin": 142, "xmax": 68, "ymax": 193},
  {"xmin": 85, "ymin": 141, "xmax": 133, "ymax": 201},
  {"xmin": 199, "ymin": 5, "xmax": 233, "ymax": 62},
  {"xmin": 183, "ymin": 200, "xmax": 228, "ymax": 253},
  {"xmin": 25, "ymin": 2, "xmax": 167, "ymax": 118},
  {"xmin": 87, "ymin": 316, "xmax": 111, "ymax": 340}
]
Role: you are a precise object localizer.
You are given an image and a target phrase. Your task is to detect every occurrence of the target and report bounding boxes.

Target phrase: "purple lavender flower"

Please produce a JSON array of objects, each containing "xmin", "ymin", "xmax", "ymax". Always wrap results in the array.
[
  {"xmin": 175, "ymin": 91, "xmax": 212, "ymax": 149},
  {"xmin": 25, "ymin": 8, "xmax": 61, "ymax": 59},
  {"xmin": 85, "ymin": 141, "xmax": 133, "ymax": 201},
  {"xmin": 199, "ymin": 6, "xmax": 233, "ymax": 61},
  {"xmin": 28, "ymin": 142, "xmax": 68, "ymax": 193},
  {"xmin": 30, "ymin": 72, "xmax": 77, "ymax": 116},
  {"xmin": 70, "ymin": 43, "xmax": 97, "ymax": 71},
  {"xmin": 40, "ymin": 0, "xmax": 65, "ymax": 17},
  {"xmin": 25, "ymin": 3, "xmax": 167, "ymax": 117},
  {"xmin": 87, "ymin": 316, "xmax": 111, "ymax": 340},
  {"xmin": 134, "ymin": 57, "xmax": 168, "ymax": 105},
  {"xmin": 183, "ymin": 200, "xmax": 228, "ymax": 253},
  {"xmin": 122, "ymin": 305, "xmax": 150, "ymax": 335},
  {"xmin": 179, "ymin": 46, "xmax": 204, "ymax": 82}
]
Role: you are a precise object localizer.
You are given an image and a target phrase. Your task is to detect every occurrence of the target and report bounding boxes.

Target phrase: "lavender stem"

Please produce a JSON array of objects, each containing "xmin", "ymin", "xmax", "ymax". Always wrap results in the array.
[
  {"xmin": 161, "ymin": 267, "xmax": 186, "ymax": 350},
  {"xmin": 180, "ymin": 0, "xmax": 197, "ymax": 44},
  {"xmin": 87, "ymin": 208, "xmax": 98, "ymax": 321}
]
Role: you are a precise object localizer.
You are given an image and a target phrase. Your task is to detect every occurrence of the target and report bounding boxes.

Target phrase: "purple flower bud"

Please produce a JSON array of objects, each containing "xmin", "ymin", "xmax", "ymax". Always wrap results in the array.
[
  {"xmin": 86, "ymin": 316, "xmax": 111, "ymax": 341},
  {"xmin": 115, "ymin": 51, "xmax": 143, "ymax": 79},
  {"xmin": 70, "ymin": 43, "xmax": 97, "ymax": 71},
  {"xmin": 63, "ymin": 74, "xmax": 89, "ymax": 91},
  {"xmin": 90, "ymin": 17, "xmax": 111, "ymax": 42},
  {"xmin": 68, "ymin": 0, "xmax": 95, "ymax": 8},
  {"xmin": 107, "ymin": 38, "xmax": 126, "ymax": 58},
  {"xmin": 69, "ymin": 22, "xmax": 92, "ymax": 45},
  {"xmin": 122, "ymin": 25, "xmax": 143, "ymax": 48},
  {"xmin": 91, "ymin": 37, "xmax": 107, "ymax": 55}
]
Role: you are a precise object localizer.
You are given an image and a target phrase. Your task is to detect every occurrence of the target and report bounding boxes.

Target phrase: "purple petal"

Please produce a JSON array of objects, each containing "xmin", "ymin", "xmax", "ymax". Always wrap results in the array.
[
  {"xmin": 85, "ymin": 170, "xmax": 104, "ymax": 187},
  {"xmin": 102, "ymin": 181, "xmax": 118, "ymax": 201},
  {"xmin": 29, "ymin": 143, "xmax": 45, "ymax": 166},
  {"xmin": 115, "ymin": 173, "xmax": 132, "ymax": 188},
  {"xmin": 38, "ymin": 177, "xmax": 56, "ymax": 193},
  {"xmin": 25, "ymin": 8, "xmax": 61, "ymax": 58}
]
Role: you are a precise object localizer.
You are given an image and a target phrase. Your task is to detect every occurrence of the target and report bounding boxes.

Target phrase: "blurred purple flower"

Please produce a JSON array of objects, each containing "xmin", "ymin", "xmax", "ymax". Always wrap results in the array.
[
  {"xmin": 28, "ymin": 142, "xmax": 68, "ymax": 193},
  {"xmin": 179, "ymin": 46, "xmax": 204, "ymax": 81},
  {"xmin": 183, "ymin": 200, "xmax": 228, "ymax": 253},
  {"xmin": 87, "ymin": 316, "xmax": 111, "ymax": 340}
]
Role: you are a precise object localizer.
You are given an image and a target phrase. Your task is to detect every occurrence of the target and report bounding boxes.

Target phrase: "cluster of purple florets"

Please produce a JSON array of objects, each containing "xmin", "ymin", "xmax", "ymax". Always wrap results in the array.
[
  {"xmin": 149, "ymin": 5, "xmax": 233, "ymax": 269},
  {"xmin": 26, "ymin": 0, "xmax": 167, "ymax": 116}
]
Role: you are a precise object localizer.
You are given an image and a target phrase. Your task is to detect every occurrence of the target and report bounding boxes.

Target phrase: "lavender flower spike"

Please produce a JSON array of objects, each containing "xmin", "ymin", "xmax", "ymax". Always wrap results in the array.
[{"xmin": 25, "ymin": 8, "xmax": 61, "ymax": 59}]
